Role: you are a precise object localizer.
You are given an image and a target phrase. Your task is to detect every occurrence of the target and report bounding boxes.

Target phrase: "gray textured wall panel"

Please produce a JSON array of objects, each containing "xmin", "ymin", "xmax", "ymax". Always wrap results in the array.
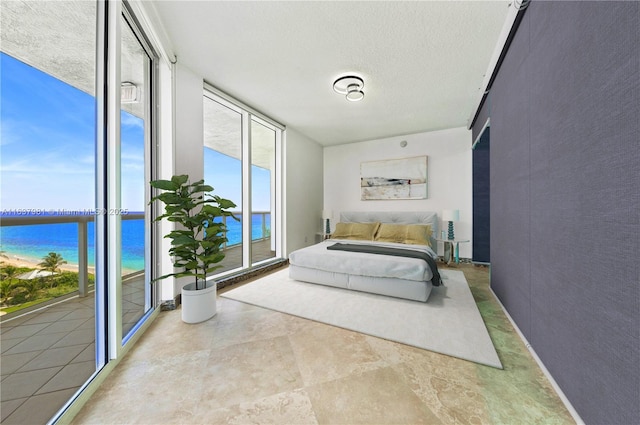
[
  {"xmin": 528, "ymin": 3, "xmax": 639, "ymax": 423},
  {"xmin": 490, "ymin": 15, "xmax": 532, "ymax": 337},
  {"xmin": 491, "ymin": 1, "xmax": 639, "ymax": 424}
]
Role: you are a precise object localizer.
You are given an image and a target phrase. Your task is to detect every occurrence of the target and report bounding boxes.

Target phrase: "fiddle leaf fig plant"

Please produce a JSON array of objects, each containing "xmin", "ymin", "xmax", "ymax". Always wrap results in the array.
[{"xmin": 150, "ymin": 175, "xmax": 238, "ymax": 290}]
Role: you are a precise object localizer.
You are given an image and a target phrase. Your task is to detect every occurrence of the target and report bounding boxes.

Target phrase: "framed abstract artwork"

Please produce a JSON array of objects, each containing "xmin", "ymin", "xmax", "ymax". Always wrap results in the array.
[{"xmin": 360, "ymin": 156, "xmax": 428, "ymax": 200}]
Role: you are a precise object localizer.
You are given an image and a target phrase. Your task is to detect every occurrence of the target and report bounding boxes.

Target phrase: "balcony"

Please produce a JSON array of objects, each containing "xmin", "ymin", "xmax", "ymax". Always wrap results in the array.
[{"xmin": 0, "ymin": 212, "xmax": 275, "ymax": 424}]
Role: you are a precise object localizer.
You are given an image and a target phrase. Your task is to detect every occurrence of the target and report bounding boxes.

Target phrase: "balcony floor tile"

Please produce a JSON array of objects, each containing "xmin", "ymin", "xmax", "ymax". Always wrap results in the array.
[
  {"xmin": 39, "ymin": 317, "xmax": 87, "ymax": 334},
  {"xmin": 18, "ymin": 345, "xmax": 86, "ymax": 372},
  {"xmin": 0, "ymin": 350, "xmax": 41, "ymax": 376},
  {"xmin": 4, "ymin": 332, "xmax": 70, "ymax": 355},
  {"xmin": 0, "ymin": 366, "xmax": 62, "ymax": 400},
  {"xmin": 36, "ymin": 360, "xmax": 95, "ymax": 394},
  {"xmin": 2, "ymin": 389, "xmax": 77, "ymax": 425},
  {"xmin": 1, "ymin": 322, "xmax": 49, "ymax": 339},
  {"xmin": 50, "ymin": 328, "xmax": 94, "ymax": 349},
  {"xmin": 1, "ymin": 397, "xmax": 27, "ymax": 422},
  {"xmin": 1, "ymin": 338, "xmax": 25, "ymax": 354},
  {"xmin": 22, "ymin": 310, "xmax": 75, "ymax": 325}
]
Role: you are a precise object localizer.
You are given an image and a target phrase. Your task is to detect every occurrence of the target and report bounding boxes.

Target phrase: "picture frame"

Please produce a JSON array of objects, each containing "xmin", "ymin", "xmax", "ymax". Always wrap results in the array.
[{"xmin": 360, "ymin": 156, "xmax": 428, "ymax": 200}]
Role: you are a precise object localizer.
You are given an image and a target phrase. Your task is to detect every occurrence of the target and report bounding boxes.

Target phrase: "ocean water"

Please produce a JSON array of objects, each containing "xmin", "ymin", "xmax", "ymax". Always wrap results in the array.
[{"xmin": 0, "ymin": 212, "xmax": 270, "ymax": 272}]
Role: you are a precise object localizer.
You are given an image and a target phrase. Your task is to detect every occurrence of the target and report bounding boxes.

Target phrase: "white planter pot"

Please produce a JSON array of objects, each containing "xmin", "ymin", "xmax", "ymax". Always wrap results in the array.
[{"xmin": 181, "ymin": 280, "xmax": 217, "ymax": 324}]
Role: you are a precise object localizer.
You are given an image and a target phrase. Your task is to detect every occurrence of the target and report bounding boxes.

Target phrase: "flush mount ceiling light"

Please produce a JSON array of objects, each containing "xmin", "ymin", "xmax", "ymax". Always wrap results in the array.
[{"xmin": 333, "ymin": 75, "xmax": 364, "ymax": 102}]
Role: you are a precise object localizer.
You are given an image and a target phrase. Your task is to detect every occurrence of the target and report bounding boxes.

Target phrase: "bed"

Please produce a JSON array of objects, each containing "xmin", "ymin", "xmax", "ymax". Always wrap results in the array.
[{"xmin": 288, "ymin": 211, "xmax": 442, "ymax": 302}]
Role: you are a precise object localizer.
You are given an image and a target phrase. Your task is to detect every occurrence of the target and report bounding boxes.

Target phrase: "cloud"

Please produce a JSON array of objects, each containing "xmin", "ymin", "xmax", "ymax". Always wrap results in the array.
[
  {"xmin": 122, "ymin": 161, "xmax": 144, "ymax": 172},
  {"xmin": 0, "ymin": 119, "xmax": 22, "ymax": 146},
  {"xmin": 120, "ymin": 112, "xmax": 144, "ymax": 129},
  {"xmin": 1, "ymin": 158, "xmax": 93, "ymax": 175},
  {"xmin": 78, "ymin": 155, "xmax": 95, "ymax": 165}
]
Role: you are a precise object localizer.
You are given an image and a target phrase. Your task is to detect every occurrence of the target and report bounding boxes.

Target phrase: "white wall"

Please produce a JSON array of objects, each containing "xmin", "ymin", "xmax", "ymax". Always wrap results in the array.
[
  {"xmin": 285, "ymin": 127, "xmax": 324, "ymax": 255},
  {"xmin": 174, "ymin": 63, "xmax": 204, "ymax": 181},
  {"xmin": 167, "ymin": 63, "xmax": 205, "ymax": 298},
  {"xmin": 324, "ymin": 126, "xmax": 473, "ymax": 258},
  {"xmin": 156, "ymin": 60, "xmax": 176, "ymax": 302}
]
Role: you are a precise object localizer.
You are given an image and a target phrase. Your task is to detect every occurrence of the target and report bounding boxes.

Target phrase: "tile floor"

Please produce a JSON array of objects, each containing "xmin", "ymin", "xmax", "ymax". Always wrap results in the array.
[
  {"xmin": 1, "ymin": 294, "xmax": 96, "ymax": 425},
  {"xmin": 70, "ymin": 264, "xmax": 576, "ymax": 425},
  {"xmin": 0, "ymin": 239, "xmax": 277, "ymax": 425}
]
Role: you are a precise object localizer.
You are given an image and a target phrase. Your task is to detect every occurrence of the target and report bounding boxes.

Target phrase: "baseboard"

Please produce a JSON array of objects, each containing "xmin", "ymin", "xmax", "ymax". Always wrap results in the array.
[
  {"xmin": 166, "ymin": 260, "xmax": 289, "ymax": 307},
  {"xmin": 216, "ymin": 259, "xmax": 289, "ymax": 290},
  {"xmin": 489, "ymin": 287, "xmax": 585, "ymax": 425}
]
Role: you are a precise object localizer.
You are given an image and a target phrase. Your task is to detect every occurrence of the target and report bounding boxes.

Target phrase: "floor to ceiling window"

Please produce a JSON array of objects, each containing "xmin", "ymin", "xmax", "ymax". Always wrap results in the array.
[
  {"xmin": 0, "ymin": 1, "xmax": 158, "ymax": 423},
  {"xmin": 203, "ymin": 88, "xmax": 282, "ymax": 276},
  {"xmin": 250, "ymin": 118, "xmax": 278, "ymax": 265},
  {"xmin": 0, "ymin": 2, "xmax": 100, "ymax": 423},
  {"xmin": 203, "ymin": 95, "xmax": 244, "ymax": 273}
]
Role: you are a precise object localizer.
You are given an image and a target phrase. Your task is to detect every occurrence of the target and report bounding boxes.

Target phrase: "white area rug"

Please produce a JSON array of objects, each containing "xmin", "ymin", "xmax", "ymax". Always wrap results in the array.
[{"xmin": 222, "ymin": 268, "xmax": 502, "ymax": 369}]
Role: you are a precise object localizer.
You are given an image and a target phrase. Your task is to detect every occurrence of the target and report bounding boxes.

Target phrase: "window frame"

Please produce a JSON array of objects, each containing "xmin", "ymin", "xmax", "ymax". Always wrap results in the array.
[{"xmin": 203, "ymin": 84, "xmax": 284, "ymax": 276}]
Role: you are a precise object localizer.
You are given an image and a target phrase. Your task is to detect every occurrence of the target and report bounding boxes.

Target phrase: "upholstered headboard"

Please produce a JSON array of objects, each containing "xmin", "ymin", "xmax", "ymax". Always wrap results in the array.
[{"xmin": 339, "ymin": 211, "xmax": 439, "ymax": 248}]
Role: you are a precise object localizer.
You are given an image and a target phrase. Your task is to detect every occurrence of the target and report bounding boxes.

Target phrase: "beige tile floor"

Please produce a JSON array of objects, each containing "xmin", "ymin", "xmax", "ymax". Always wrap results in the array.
[
  {"xmin": 71, "ymin": 264, "xmax": 576, "ymax": 425},
  {"xmin": 0, "ymin": 239, "xmax": 276, "ymax": 425}
]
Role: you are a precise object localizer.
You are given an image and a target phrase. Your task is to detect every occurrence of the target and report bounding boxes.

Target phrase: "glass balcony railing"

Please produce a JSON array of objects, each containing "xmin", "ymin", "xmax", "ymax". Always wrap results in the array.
[
  {"xmin": 0, "ymin": 213, "xmax": 144, "ymax": 312},
  {"xmin": 217, "ymin": 211, "xmax": 271, "ymax": 249},
  {"xmin": 1, "ymin": 211, "xmax": 272, "ymax": 313}
]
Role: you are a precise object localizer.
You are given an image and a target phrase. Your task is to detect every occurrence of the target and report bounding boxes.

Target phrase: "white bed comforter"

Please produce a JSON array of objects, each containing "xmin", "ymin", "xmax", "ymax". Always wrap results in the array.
[{"xmin": 288, "ymin": 239, "xmax": 438, "ymax": 282}]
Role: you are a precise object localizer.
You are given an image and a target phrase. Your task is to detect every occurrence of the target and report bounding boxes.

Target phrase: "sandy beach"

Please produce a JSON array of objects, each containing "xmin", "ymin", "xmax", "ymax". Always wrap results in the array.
[{"xmin": 1, "ymin": 252, "xmax": 95, "ymax": 274}]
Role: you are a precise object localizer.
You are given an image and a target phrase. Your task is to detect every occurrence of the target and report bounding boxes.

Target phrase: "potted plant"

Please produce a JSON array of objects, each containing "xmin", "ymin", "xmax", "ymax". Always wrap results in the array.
[{"xmin": 150, "ymin": 174, "xmax": 237, "ymax": 323}]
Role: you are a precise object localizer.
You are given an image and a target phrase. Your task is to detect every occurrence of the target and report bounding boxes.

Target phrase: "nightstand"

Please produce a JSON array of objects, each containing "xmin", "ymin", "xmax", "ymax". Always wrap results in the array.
[{"xmin": 436, "ymin": 238, "xmax": 470, "ymax": 265}]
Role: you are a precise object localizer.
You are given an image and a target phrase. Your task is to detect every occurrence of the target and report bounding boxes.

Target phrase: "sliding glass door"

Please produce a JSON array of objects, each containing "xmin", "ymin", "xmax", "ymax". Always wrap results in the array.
[
  {"xmin": 119, "ymin": 9, "xmax": 154, "ymax": 341},
  {"xmin": 0, "ymin": 2, "xmax": 100, "ymax": 423},
  {"xmin": 0, "ymin": 1, "xmax": 158, "ymax": 422}
]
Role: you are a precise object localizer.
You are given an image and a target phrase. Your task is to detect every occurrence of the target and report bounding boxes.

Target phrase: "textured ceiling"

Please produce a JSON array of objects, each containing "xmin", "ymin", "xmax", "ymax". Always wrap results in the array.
[
  {"xmin": 152, "ymin": 1, "xmax": 510, "ymax": 146},
  {"xmin": 1, "ymin": 1, "xmax": 511, "ymax": 148},
  {"xmin": 1, "ymin": 1, "xmax": 96, "ymax": 95},
  {"xmin": 1, "ymin": 1, "xmax": 148, "ymax": 119}
]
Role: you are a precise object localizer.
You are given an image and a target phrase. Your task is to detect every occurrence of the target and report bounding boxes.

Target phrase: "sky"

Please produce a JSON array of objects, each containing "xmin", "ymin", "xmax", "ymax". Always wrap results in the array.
[
  {"xmin": 0, "ymin": 52, "xmax": 271, "ymax": 213},
  {"xmin": 203, "ymin": 148, "xmax": 272, "ymax": 213},
  {"xmin": 0, "ymin": 52, "xmax": 144, "ymax": 211}
]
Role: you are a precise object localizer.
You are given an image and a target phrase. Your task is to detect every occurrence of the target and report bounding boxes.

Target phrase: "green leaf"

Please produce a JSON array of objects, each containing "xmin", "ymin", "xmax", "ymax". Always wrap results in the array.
[
  {"xmin": 174, "ymin": 271, "xmax": 198, "ymax": 279},
  {"xmin": 199, "ymin": 252, "xmax": 225, "ymax": 264},
  {"xmin": 151, "ymin": 271, "xmax": 180, "ymax": 282},
  {"xmin": 171, "ymin": 175, "xmax": 189, "ymax": 186},
  {"xmin": 217, "ymin": 198, "xmax": 237, "ymax": 209},
  {"xmin": 205, "ymin": 265, "xmax": 223, "ymax": 274},
  {"xmin": 192, "ymin": 184, "xmax": 214, "ymax": 193},
  {"xmin": 154, "ymin": 193, "xmax": 184, "ymax": 205},
  {"xmin": 182, "ymin": 260, "xmax": 199, "ymax": 270},
  {"xmin": 150, "ymin": 179, "xmax": 178, "ymax": 191}
]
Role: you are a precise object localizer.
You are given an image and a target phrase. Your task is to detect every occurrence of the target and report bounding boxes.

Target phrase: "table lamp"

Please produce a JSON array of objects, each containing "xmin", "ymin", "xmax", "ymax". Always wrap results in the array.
[
  {"xmin": 322, "ymin": 210, "xmax": 332, "ymax": 234},
  {"xmin": 442, "ymin": 209, "xmax": 459, "ymax": 240}
]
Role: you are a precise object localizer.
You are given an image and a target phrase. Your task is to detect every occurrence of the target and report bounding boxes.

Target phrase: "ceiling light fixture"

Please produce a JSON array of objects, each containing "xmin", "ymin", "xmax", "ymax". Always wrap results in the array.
[{"xmin": 333, "ymin": 75, "xmax": 364, "ymax": 102}]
